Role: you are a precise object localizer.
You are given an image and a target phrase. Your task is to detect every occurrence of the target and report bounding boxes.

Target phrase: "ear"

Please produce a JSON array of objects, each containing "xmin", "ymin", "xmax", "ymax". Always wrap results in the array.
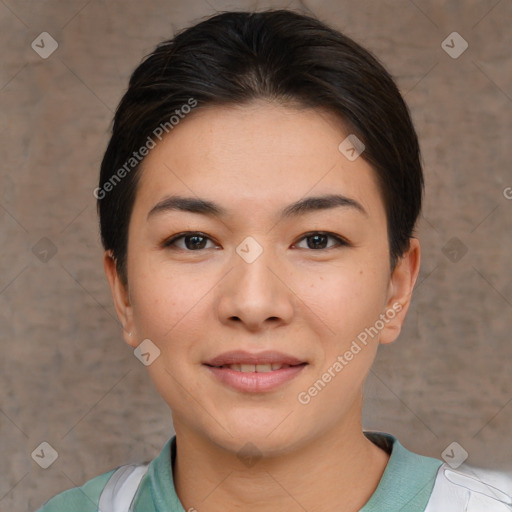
[
  {"xmin": 379, "ymin": 238, "xmax": 421, "ymax": 345},
  {"xmin": 103, "ymin": 251, "xmax": 138, "ymax": 348}
]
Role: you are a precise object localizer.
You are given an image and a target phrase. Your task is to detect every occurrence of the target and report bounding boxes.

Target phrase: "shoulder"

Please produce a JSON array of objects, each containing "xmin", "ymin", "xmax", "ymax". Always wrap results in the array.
[
  {"xmin": 425, "ymin": 463, "xmax": 512, "ymax": 511},
  {"xmin": 35, "ymin": 438, "xmax": 174, "ymax": 512},
  {"xmin": 35, "ymin": 468, "xmax": 116, "ymax": 512}
]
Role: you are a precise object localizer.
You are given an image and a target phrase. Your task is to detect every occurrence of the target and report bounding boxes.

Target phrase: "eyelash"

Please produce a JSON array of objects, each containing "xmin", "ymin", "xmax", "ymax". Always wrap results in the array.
[{"xmin": 161, "ymin": 231, "xmax": 350, "ymax": 251}]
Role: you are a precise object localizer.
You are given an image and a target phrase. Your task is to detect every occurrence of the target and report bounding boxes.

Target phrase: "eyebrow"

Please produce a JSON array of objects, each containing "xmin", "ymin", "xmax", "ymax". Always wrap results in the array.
[{"xmin": 147, "ymin": 193, "xmax": 367, "ymax": 220}]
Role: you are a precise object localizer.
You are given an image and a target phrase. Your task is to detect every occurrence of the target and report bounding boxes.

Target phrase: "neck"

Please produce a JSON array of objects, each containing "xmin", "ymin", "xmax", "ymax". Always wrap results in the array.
[{"xmin": 173, "ymin": 403, "xmax": 390, "ymax": 512}]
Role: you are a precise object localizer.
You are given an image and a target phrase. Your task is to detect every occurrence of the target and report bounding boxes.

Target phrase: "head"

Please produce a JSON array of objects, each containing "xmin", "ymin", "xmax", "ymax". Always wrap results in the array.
[{"xmin": 99, "ymin": 10, "xmax": 422, "ymax": 456}]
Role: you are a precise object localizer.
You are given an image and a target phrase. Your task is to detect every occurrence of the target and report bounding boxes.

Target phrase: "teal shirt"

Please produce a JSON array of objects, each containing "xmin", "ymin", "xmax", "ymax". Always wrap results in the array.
[{"xmin": 36, "ymin": 432, "xmax": 442, "ymax": 511}]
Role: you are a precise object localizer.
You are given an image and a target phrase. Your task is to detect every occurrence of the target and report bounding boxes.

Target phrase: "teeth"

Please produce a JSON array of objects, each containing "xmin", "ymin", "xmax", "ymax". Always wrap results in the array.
[
  {"xmin": 220, "ymin": 363, "xmax": 292, "ymax": 372},
  {"xmin": 256, "ymin": 364, "xmax": 272, "ymax": 373}
]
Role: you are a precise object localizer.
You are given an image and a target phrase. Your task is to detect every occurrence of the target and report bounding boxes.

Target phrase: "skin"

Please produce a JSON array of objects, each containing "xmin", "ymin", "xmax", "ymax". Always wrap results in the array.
[{"xmin": 105, "ymin": 100, "xmax": 421, "ymax": 512}]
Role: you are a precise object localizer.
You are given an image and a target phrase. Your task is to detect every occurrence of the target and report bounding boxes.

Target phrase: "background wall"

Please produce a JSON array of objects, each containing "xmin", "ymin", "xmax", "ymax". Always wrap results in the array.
[{"xmin": 0, "ymin": 0, "xmax": 511, "ymax": 510}]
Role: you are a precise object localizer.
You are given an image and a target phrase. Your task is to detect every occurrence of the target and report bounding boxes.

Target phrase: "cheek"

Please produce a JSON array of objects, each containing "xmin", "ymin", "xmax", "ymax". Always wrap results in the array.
[
  {"xmin": 290, "ymin": 258, "xmax": 390, "ymax": 344},
  {"xmin": 129, "ymin": 260, "xmax": 209, "ymax": 345}
]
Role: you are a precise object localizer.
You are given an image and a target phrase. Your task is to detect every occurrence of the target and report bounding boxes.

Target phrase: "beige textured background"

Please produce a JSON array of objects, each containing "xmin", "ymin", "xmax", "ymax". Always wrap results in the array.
[{"xmin": 0, "ymin": 0, "xmax": 511, "ymax": 510}]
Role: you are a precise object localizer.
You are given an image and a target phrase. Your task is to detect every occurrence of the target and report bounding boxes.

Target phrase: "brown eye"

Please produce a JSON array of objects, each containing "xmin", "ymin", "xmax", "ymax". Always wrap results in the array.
[
  {"xmin": 294, "ymin": 232, "xmax": 348, "ymax": 250},
  {"xmin": 184, "ymin": 235, "xmax": 208, "ymax": 250},
  {"xmin": 163, "ymin": 232, "xmax": 217, "ymax": 250}
]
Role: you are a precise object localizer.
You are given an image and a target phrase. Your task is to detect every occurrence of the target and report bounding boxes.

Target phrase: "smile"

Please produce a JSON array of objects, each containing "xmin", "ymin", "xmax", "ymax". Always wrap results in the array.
[
  {"xmin": 203, "ymin": 351, "xmax": 308, "ymax": 392},
  {"xmin": 212, "ymin": 363, "xmax": 296, "ymax": 372}
]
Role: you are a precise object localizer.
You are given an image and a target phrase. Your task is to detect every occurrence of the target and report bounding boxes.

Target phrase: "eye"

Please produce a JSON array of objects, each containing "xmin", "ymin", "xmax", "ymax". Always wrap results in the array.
[
  {"xmin": 293, "ymin": 231, "xmax": 349, "ymax": 250},
  {"xmin": 162, "ymin": 232, "xmax": 219, "ymax": 251}
]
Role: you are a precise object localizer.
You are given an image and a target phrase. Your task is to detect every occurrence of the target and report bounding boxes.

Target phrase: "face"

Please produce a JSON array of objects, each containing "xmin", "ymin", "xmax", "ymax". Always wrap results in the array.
[{"xmin": 105, "ymin": 101, "xmax": 419, "ymax": 457}]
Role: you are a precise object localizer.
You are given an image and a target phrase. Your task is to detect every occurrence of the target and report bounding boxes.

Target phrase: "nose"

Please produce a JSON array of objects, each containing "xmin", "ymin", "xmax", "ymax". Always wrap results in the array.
[{"xmin": 216, "ymin": 247, "xmax": 295, "ymax": 333}]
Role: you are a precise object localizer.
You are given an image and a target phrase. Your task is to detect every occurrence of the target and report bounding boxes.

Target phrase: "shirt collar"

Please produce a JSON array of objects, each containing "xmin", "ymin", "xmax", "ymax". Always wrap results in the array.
[
  {"xmin": 361, "ymin": 431, "xmax": 442, "ymax": 511},
  {"xmin": 147, "ymin": 432, "xmax": 441, "ymax": 511}
]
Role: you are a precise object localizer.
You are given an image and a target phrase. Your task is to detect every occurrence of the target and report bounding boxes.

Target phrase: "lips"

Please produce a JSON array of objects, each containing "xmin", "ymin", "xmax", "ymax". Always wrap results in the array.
[
  {"xmin": 217, "ymin": 363, "xmax": 293, "ymax": 372},
  {"xmin": 204, "ymin": 350, "xmax": 306, "ymax": 369},
  {"xmin": 204, "ymin": 351, "xmax": 307, "ymax": 392}
]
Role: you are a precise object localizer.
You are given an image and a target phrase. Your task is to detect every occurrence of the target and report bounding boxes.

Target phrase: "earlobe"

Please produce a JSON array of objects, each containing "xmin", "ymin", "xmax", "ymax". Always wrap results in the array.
[
  {"xmin": 103, "ymin": 251, "xmax": 138, "ymax": 347},
  {"xmin": 379, "ymin": 238, "xmax": 421, "ymax": 345}
]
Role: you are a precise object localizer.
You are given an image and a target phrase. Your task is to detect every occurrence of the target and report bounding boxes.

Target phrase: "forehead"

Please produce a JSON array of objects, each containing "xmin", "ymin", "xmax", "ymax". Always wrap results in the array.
[{"xmin": 133, "ymin": 101, "xmax": 385, "ymax": 222}]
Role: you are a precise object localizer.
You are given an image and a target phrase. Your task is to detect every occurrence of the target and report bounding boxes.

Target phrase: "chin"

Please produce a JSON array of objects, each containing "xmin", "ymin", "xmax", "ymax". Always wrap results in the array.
[{"xmin": 204, "ymin": 414, "xmax": 307, "ymax": 459}]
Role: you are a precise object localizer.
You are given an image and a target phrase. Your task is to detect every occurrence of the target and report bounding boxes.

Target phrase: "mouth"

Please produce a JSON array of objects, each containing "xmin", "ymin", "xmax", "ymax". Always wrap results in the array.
[
  {"xmin": 204, "ymin": 350, "xmax": 307, "ymax": 370},
  {"xmin": 208, "ymin": 362, "xmax": 305, "ymax": 372},
  {"xmin": 203, "ymin": 351, "xmax": 308, "ymax": 392}
]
